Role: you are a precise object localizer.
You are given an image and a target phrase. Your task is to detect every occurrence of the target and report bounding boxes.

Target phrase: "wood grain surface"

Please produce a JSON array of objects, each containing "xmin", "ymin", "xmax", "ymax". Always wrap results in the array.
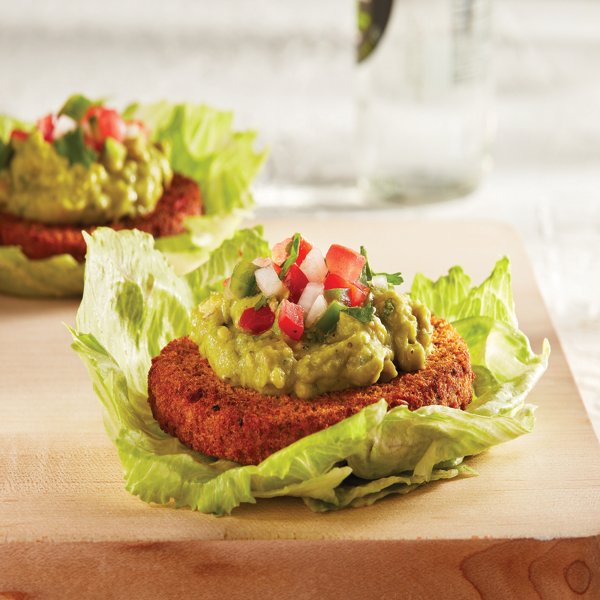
[
  {"xmin": 1, "ymin": 220, "xmax": 599, "ymax": 598},
  {"xmin": 1, "ymin": 538, "xmax": 599, "ymax": 600}
]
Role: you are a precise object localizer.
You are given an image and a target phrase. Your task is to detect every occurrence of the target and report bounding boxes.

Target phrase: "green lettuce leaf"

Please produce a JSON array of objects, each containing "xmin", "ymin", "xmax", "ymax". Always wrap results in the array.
[
  {"xmin": 75, "ymin": 226, "xmax": 268, "ymax": 395},
  {"xmin": 154, "ymin": 210, "xmax": 247, "ymax": 276},
  {"xmin": 71, "ymin": 230, "xmax": 549, "ymax": 515},
  {"xmin": 123, "ymin": 101, "xmax": 268, "ymax": 215},
  {"xmin": 411, "ymin": 256, "xmax": 518, "ymax": 328},
  {"xmin": 0, "ymin": 246, "xmax": 84, "ymax": 297}
]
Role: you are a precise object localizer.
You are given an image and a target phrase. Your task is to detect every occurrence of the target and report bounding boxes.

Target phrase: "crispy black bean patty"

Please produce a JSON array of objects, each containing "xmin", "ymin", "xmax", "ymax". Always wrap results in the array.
[
  {"xmin": 148, "ymin": 316, "xmax": 474, "ymax": 465},
  {"xmin": 0, "ymin": 173, "xmax": 202, "ymax": 261}
]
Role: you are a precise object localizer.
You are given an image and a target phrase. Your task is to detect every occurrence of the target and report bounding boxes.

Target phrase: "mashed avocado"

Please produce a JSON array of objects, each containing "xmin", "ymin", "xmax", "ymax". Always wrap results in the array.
[
  {"xmin": 190, "ymin": 288, "xmax": 432, "ymax": 399},
  {"xmin": 373, "ymin": 289, "xmax": 432, "ymax": 372},
  {"xmin": 0, "ymin": 130, "xmax": 172, "ymax": 225}
]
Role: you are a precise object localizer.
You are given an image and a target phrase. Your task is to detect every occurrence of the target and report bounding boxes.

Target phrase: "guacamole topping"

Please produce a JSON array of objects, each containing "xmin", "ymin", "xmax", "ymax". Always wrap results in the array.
[
  {"xmin": 373, "ymin": 289, "xmax": 432, "ymax": 372},
  {"xmin": 0, "ymin": 96, "xmax": 172, "ymax": 225},
  {"xmin": 190, "ymin": 234, "xmax": 433, "ymax": 399}
]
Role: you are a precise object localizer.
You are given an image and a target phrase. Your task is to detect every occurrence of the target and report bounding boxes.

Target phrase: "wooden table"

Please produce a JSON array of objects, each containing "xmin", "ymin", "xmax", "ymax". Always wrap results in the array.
[{"xmin": 1, "ymin": 221, "xmax": 599, "ymax": 599}]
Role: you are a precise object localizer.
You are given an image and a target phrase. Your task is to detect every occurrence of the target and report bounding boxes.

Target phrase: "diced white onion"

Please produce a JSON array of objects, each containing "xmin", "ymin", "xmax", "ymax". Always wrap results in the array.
[
  {"xmin": 298, "ymin": 282, "xmax": 323, "ymax": 315},
  {"xmin": 371, "ymin": 274, "xmax": 388, "ymax": 290},
  {"xmin": 305, "ymin": 294, "xmax": 328, "ymax": 328},
  {"xmin": 255, "ymin": 266, "xmax": 284, "ymax": 297},
  {"xmin": 53, "ymin": 115, "xmax": 76, "ymax": 139},
  {"xmin": 252, "ymin": 257, "xmax": 272, "ymax": 268},
  {"xmin": 124, "ymin": 122, "xmax": 142, "ymax": 139},
  {"xmin": 298, "ymin": 282, "xmax": 324, "ymax": 315},
  {"xmin": 300, "ymin": 248, "xmax": 328, "ymax": 282}
]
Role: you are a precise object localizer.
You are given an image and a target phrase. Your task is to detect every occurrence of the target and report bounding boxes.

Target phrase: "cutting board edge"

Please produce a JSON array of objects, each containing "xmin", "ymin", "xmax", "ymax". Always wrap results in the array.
[{"xmin": 2, "ymin": 536, "xmax": 599, "ymax": 598}]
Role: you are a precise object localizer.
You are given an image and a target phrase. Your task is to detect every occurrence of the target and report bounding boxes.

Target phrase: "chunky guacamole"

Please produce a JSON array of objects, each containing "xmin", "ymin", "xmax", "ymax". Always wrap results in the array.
[
  {"xmin": 374, "ymin": 289, "xmax": 432, "ymax": 372},
  {"xmin": 189, "ymin": 234, "xmax": 433, "ymax": 399},
  {"xmin": 0, "ymin": 129, "xmax": 172, "ymax": 225},
  {"xmin": 191, "ymin": 288, "xmax": 431, "ymax": 399}
]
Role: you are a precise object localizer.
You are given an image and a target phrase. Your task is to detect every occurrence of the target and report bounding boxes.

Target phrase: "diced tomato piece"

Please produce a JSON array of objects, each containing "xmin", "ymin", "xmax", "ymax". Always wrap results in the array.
[
  {"xmin": 323, "ymin": 273, "xmax": 368, "ymax": 307},
  {"xmin": 325, "ymin": 244, "xmax": 366, "ymax": 282},
  {"xmin": 36, "ymin": 113, "xmax": 56, "ymax": 142},
  {"xmin": 10, "ymin": 129, "xmax": 29, "ymax": 141},
  {"xmin": 81, "ymin": 106, "xmax": 126, "ymax": 150},
  {"xmin": 278, "ymin": 299, "xmax": 304, "ymax": 341},
  {"xmin": 348, "ymin": 280, "xmax": 369, "ymax": 307},
  {"xmin": 239, "ymin": 306, "xmax": 275, "ymax": 334},
  {"xmin": 296, "ymin": 237, "xmax": 313, "ymax": 266},
  {"xmin": 271, "ymin": 237, "xmax": 292, "ymax": 266},
  {"xmin": 323, "ymin": 272, "xmax": 349, "ymax": 291},
  {"xmin": 284, "ymin": 263, "xmax": 309, "ymax": 303}
]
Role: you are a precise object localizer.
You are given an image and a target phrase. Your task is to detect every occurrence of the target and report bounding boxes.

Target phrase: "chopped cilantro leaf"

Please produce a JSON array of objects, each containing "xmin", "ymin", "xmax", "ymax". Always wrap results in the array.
[
  {"xmin": 359, "ymin": 245, "xmax": 373, "ymax": 283},
  {"xmin": 121, "ymin": 102, "xmax": 139, "ymax": 120},
  {"xmin": 376, "ymin": 271, "xmax": 404, "ymax": 285},
  {"xmin": 53, "ymin": 128, "xmax": 98, "ymax": 167},
  {"xmin": 359, "ymin": 245, "xmax": 403, "ymax": 286},
  {"xmin": 279, "ymin": 233, "xmax": 301, "ymax": 278},
  {"xmin": 342, "ymin": 303, "xmax": 375, "ymax": 323},
  {"xmin": 59, "ymin": 94, "xmax": 95, "ymax": 122},
  {"xmin": 0, "ymin": 139, "xmax": 14, "ymax": 169},
  {"xmin": 254, "ymin": 295, "xmax": 269, "ymax": 311}
]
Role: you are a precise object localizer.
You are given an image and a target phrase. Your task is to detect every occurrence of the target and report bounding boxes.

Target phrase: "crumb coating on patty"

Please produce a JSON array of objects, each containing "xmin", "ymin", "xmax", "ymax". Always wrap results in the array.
[
  {"xmin": 148, "ymin": 316, "xmax": 474, "ymax": 465},
  {"xmin": 0, "ymin": 173, "xmax": 202, "ymax": 261}
]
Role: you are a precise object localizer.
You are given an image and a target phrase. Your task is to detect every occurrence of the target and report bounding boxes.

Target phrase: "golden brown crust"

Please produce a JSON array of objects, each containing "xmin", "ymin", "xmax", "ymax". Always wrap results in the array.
[
  {"xmin": 148, "ymin": 316, "xmax": 475, "ymax": 465},
  {"xmin": 0, "ymin": 173, "xmax": 202, "ymax": 261}
]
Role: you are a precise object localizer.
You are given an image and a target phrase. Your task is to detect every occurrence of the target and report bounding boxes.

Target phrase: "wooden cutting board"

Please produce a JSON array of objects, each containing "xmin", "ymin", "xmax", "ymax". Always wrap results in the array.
[{"xmin": 1, "ymin": 220, "xmax": 599, "ymax": 599}]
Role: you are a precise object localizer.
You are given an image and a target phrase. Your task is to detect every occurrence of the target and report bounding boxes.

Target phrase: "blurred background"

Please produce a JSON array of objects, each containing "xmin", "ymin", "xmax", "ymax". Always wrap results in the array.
[{"xmin": 1, "ymin": 0, "xmax": 599, "ymax": 435}]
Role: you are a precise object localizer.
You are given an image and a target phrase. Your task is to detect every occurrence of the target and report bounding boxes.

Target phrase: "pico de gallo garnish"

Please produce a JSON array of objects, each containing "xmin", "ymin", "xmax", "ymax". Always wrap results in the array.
[
  {"xmin": 0, "ymin": 94, "xmax": 172, "ymax": 225},
  {"xmin": 226, "ymin": 233, "xmax": 404, "ymax": 342},
  {"xmin": 192, "ymin": 233, "xmax": 432, "ymax": 398},
  {"xmin": 4, "ymin": 94, "xmax": 146, "ymax": 164}
]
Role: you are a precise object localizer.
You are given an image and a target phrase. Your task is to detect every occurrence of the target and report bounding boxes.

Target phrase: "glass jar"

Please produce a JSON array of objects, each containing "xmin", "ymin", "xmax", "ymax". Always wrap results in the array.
[{"xmin": 357, "ymin": 0, "xmax": 494, "ymax": 204}]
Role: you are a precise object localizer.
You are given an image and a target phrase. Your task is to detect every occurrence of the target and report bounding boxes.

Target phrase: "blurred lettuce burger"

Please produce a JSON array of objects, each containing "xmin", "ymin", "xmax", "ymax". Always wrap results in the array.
[{"xmin": 0, "ymin": 94, "xmax": 266, "ymax": 297}]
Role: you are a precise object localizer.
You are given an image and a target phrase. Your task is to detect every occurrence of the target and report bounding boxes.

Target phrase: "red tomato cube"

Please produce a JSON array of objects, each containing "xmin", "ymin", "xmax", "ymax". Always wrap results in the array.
[
  {"xmin": 323, "ymin": 272, "xmax": 349, "ymax": 291},
  {"xmin": 82, "ymin": 106, "xmax": 126, "ymax": 150},
  {"xmin": 239, "ymin": 306, "xmax": 275, "ymax": 334},
  {"xmin": 278, "ymin": 299, "xmax": 304, "ymax": 341},
  {"xmin": 284, "ymin": 263, "xmax": 309, "ymax": 303},
  {"xmin": 36, "ymin": 113, "xmax": 56, "ymax": 142},
  {"xmin": 325, "ymin": 244, "xmax": 366, "ymax": 282},
  {"xmin": 10, "ymin": 129, "xmax": 29, "ymax": 141},
  {"xmin": 324, "ymin": 273, "xmax": 368, "ymax": 306},
  {"xmin": 296, "ymin": 237, "xmax": 313, "ymax": 266},
  {"xmin": 348, "ymin": 281, "xmax": 369, "ymax": 307}
]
